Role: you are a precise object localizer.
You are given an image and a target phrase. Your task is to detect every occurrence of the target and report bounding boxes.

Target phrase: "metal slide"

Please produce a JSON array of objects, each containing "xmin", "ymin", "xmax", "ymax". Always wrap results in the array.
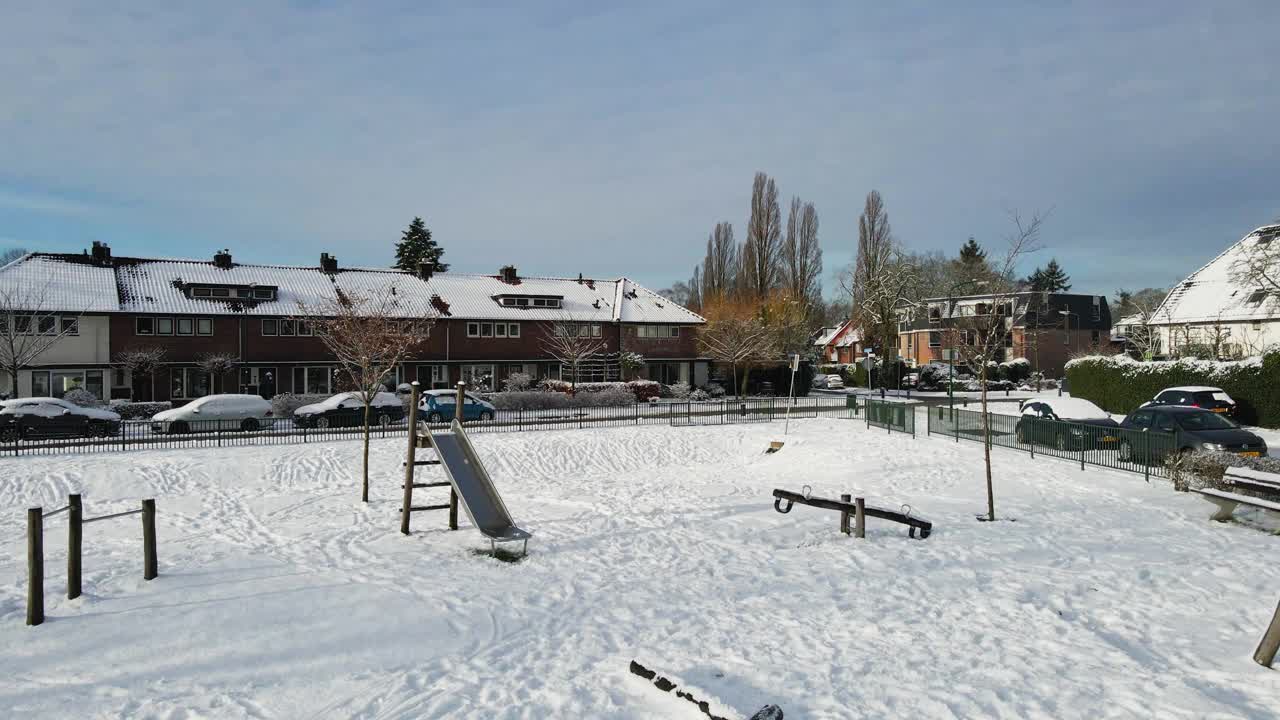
[{"xmin": 425, "ymin": 419, "xmax": 531, "ymax": 553}]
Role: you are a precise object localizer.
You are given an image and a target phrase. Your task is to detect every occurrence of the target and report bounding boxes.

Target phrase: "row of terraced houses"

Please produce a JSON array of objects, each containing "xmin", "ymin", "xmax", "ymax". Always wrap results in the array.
[{"xmin": 0, "ymin": 243, "xmax": 709, "ymax": 403}]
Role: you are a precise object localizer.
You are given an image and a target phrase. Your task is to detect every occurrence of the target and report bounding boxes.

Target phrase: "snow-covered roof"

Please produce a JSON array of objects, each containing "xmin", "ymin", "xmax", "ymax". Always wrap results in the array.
[
  {"xmin": 1115, "ymin": 313, "xmax": 1146, "ymax": 328},
  {"xmin": 0, "ymin": 254, "xmax": 119, "ymax": 313},
  {"xmin": 814, "ymin": 320, "xmax": 860, "ymax": 348},
  {"xmin": 1150, "ymin": 224, "xmax": 1280, "ymax": 325},
  {"xmin": 0, "ymin": 252, "xmax": 704, "ymax": 324},
  {"xmin": 813, "ymin": 326, "xmax": 842, "ymax": 346}
]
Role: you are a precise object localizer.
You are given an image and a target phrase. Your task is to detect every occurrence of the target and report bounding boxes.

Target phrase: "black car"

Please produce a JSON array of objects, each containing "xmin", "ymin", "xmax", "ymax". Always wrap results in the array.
[
  {"xmin": 1141, "ymin": 386, "xmax": 1238, "ymax": 417},
  {"xmin": 1014, "ymin": 397, "xmax": 1121, "ymax": 451},
  {"xmin": 292, "ymin": 391, "xmax": 406, "ymax": 429},
  {"xmin": 1118, "ymin": 406, "xmax": 1267, "ymax": 462},
  {"xmin": 0, "ymin": 397, "xmax": 122, "ymax": 442}
]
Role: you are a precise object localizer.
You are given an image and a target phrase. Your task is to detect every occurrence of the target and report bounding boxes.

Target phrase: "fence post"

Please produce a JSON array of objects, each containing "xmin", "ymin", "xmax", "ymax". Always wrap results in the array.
[
  {"xmin": 142, "ymin": 499, "xmax": 157, "ymax": 580},
  {"xmin": 448, "ymin": 489, "xmax": 459, "ymax": 531},
  {"xmin": 854, "ymin": 497, "xmax": 866, "ymax": 539},
  {"xmin": 1143, "ymin": 431, "xmax": 1150, "ymax": 482},
  {"xmin": 27, "ymin": 507, "xmax": 43, "ymax": 626},
  {"xmin": 401, "ymin": 382, "xmax": 421, "ymax": 535},
  {"xmin": 840, "ymin": 494, "xmax": 851, "ymax": 535},
  {"xmin": 1254, "ymin": 596, "xmax": 1280, "ymax": 668},
  {"xmin": 634, "ymin": 401, "xmax": 639, "ymax": 426},
  {"xmin": 68, "ymin": 494, "xmax": 82, "ymax": 599}
]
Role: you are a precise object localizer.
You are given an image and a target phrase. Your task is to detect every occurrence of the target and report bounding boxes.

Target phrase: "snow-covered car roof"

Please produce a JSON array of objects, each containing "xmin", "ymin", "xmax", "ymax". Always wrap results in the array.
[
  {"xmin": 1023, "ymin": 397, "xmax": 1110, "ymax": 420},
  {"xmin": 316, "ymin": 391, "xmax": 401, "ymax": 407},
  {"xmin": 1163, "ymin": 386, "xmax": 1225, "ymax": 393}
]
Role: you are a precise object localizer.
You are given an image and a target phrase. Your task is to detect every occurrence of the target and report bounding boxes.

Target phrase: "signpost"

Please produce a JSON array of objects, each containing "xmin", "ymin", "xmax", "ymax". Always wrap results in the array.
[{"xmin": 783, "ymin": 353, "xmax": 800, "ymax": 436}]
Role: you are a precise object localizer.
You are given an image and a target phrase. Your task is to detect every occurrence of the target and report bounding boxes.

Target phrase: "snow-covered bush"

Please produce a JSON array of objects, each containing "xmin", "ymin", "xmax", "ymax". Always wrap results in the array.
[
  {"xmin": 502, "ymin": 372, "xmax": 533, "ymax": 392},
  {"xmin": 669, "ymin": 381, "xmax": 692, "ymax": 399},
  {"xmin": 271, "ymin": 393, "xmax": 332, "ymax": 416},
  {"xmin": 626, "ymin": 380, "xmax": 662, "ymax": 402},
  {"xmin": 1163, "ymin": 450, "xmax": 1280, "ymax": 492},
  {"xmin": 580, "ymin": 387, "xmax": 634, "ymax": 407},
  {"xmin": 999, "ymin": 357, "xmax": 1032, "ymax": 383},
  {"xmin": 109, "ymin": 400, "xmax": 173, "ymax": 419},
  {"xmin": 706, "ymin": 383, "xmax": 726, "ymax": 399},
  {"xmin": 917, "ymin": 364, "xmax": 946, "ymax": 390},
  {"xmin": 62, "ymin": 388, "xmax": 107, "ymax": 408},
  {"xmin": 538, "ymin": 379, "xmax": 659, "ymax": 402},
  {"xmin": 489, "ymin": 391, "xmax": 571, "ymax": 411},
  {"xmin": 690, "ymin": 388, "xmax": 710, "ymax": 402},
  {"xmin": 1066, "ymin": 351, "xmax": 1279, "ymax": 426}
]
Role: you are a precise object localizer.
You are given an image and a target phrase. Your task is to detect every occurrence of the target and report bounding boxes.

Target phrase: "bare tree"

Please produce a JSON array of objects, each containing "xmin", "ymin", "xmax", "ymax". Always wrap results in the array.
[
  {"xmin": 115, "ymin": 346, "xmax": 167, "ymax": 401},
  {"xmin": 196, "ymin": 352, "xmax": 239, "ymax": 394},
  {"xmin": 739, "ymin": 172, "xmax": 782, "ymax": 299},
  {"xmin": 0, "ymin": 248, "xmax": 28, "ymax": 267},
  {"xmin": 540, "ymin": 318, "xmax": 608, "ymax": 392},
  {"xmin": 1113, "ymin": 287, "xmax": 1167, "ymax": 359},
  {"xmin": 298, "ymin": 287, "xmax": 434, "ymax": 503},
  {"xmin": 0, "ymin": 278, "xmax": 84, "ymax": 398},
  {"xmin": 781, "ymin": 197, "xmax": 823, "ymax": 326},
  {"xmin": 699, "ymin": 222, "xmax": 738, "ymax": 304},
  {"xmin": 697, "ymin": 297, "xmax": 779, "ymax": 397},
  {"xmin": 1232, "ymin": 226, "xmax": 1280, "ymax": 293},
  {"xmin": 845, "ymin": 191, "xmax": 919, "ymax": 371},
  {"xmin": 945, "ymin": 211, "xmax": 1046, "ymax": 522}
]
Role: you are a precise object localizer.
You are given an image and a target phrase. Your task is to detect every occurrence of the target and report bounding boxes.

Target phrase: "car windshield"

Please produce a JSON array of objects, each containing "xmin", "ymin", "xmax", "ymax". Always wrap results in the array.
[
  {"xmin": 322, "ymin": 393, "xmax": 358, "ymax": 408},
  {"xmin": 1175, "ymin": 412, "xmax": 1239, "ymax": 431}
]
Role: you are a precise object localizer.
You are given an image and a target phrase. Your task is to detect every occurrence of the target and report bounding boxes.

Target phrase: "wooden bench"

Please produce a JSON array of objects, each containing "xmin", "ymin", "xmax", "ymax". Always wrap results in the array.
[
  {"xmin": 1223, "ymin": 467, "xmax": 1280, "ymax": 498},
  {"xmin": 1191, "ymin": 487, "xmax": 1280, "ymax": 522}
]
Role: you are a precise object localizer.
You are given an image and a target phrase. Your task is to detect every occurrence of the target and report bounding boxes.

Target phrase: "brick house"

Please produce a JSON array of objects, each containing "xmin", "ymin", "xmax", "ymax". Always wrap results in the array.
[
  {"xmin": 0, "ymin": 245, "xmax": 707, "ymax": 402},
  {"xmin": 896, "ymin": 291, "xmax": 1112, "ymax": 376},
  {"xmin": 813, "ymin": 320, "xmax": 863, "ymax": 364}
]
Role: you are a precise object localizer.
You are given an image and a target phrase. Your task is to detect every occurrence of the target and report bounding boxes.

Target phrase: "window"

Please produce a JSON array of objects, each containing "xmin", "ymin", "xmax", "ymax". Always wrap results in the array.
[
  {"xmin": 37, "ymin": 316, "xmax": 56, "ymax": 335},
  {"xmin": 279, "ymin": 319, "xmax": 295, "ymax": 336},
  {"xmin": 495, "ymin": 323, "xmax": 507, "ymax": 337},
  {"xmin": 461, "ymin": 364, "xmax": 495, "ymax": 391},
  {"xmin": 136, "ymin": 317, "xmax": 155, "ymax": 335},
  {"xmin": 173, "ymin": 368, "xmax": 211, "ymax": 399},
  {"xmin": 197, "ymin": 318, "xmax": 213, "ymax": 336},
  {"xmin": 637, "ymin": 325, "xmax": 677, "ymax": 338},
  {"xmin": 262, "ymin": 319, "xmax": 278, "ymax": 336},
  {"xmin": 467, "ymin": 322, "xmax": 480, "ymax": 337},
  {"xmin": 156, "ymin": 318, "xmax": 173, "ymax": 335},
  {"xmin": 211, "ymin": 287, "xmax": 230, "ymax": 298},
  {"xmin": 253, "ymin": 288, "xmax": 274, "ymax": 300},
  {"xmin": 928, "ymin": 331, "xmax": 941, "ymax": 347},
  {"xmin": 508, "ymin": 323, "xmax": 520, "ymax": 338},
  {"xmin": 193, "ymin": 287, "xmax": 212, "ymax": 297},
  {"xmin": 235, "ymin": 288, "xmax": 252, "ymax": 298},
  {"xmin": 305, "ymin": 367, "xmax": 331, "ymax": 394},
  {"xmin": 176, "ymin": 318, "xmax": 194, "ymax": 335},
  {"xmin": 480, "ymin": 322, "xmax": 493, "ymax": 338},
  {"xmin": 60, "ymin": 317, "xmax": 78, "ymax": 335},
  {"xmin": 530, "ymin": 297, "xmax": 562, "ymax": 308},
  {"xmin": 297, "ymin": 321, "xmax": 312, "ymax": 337},
  {"xmin": 1247, "ymin": 290, "xmax": 1268, "ymax": 306},
  {"xmin": 30, "ymin": 371, "xmax": 50, "ymax": 396}
]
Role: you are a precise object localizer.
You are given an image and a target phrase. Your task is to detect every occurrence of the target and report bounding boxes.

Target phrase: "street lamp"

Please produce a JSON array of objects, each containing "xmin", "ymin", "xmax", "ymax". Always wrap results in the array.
[{"xmin": 945, "ymin": 279, "xmax": 988, "ymax": 410}]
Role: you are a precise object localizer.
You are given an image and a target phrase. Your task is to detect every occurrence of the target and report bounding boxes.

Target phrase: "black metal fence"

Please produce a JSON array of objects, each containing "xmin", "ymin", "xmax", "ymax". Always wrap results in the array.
[
  {"xmin": 925, "ymin": 405, "xmax": 1179, "ymax": 480},
  {"xmin": 1, "ymin": 397, "xmax": 857, "ymax": 458}
]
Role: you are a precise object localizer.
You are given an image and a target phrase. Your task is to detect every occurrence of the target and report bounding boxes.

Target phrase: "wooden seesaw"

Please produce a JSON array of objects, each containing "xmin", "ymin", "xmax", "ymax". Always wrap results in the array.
[{"xmin": 772, "ymin": 487, "xmax": 932, "ymax": 539}]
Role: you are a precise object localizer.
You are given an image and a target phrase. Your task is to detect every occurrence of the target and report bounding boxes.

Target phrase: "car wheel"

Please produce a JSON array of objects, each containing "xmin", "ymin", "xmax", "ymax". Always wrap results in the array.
[
  {"xmin": 479, "ymin": 411, "xmax": 494, "ymax": 421},
  {"xmin": 0, "ymin": 427, "xmax": 18, "ymax": 443},
  {"xmin": 427, "ymin": 412, "xmax": 444, "ymax": 423},
  {"xmin": 1118, "ymin": 440, "xmax": 1134, "ymax": 463},
  {"xmin": 240, "ymin": 418, "xmax": 260, "ymax": 432},
  {"xmin": 377, "ymin": 413, "xmax": 391, "ymax": 428},
  {"xmin": 315, "ymin": 416, "xmax": 330, "ymax": 429},
  {"xmin": 170, "ymin": 420, "xmax": 189, "ymax": 435}
]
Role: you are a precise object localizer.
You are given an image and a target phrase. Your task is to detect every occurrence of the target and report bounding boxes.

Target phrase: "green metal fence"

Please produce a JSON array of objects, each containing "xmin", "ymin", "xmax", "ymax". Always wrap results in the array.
[
  {"xmin": 865, "ymin": 399, "xmax": 915, "ymax": 436},
  {"xmin": 925, "ymin": 406, "xmax": 1179, "ymax": 480}
]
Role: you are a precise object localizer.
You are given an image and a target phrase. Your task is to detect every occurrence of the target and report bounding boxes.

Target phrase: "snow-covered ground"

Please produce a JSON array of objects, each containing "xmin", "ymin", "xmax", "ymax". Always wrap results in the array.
[{"xmin": 1, "ymin": 420, "xmax": 1278, "ymax": 718}]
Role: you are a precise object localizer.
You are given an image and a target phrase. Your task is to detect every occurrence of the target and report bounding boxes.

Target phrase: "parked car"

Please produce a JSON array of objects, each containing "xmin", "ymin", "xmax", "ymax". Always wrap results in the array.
[
  {"xmin": 1140, "ymin": 386, "xmax": 1238, "ymax": 417},
  {"xmin": 1119, "ymin": 406, "xmax": 1267, "ymax": 461},
  {"xmin": 293, "ymin": 391, "xmax": 405, "ymax": 429},
  {"xmin": 418, "ymin": 389, "xmax": 496, "ymax": 423},
  {"xmin": 901, "ymin": 373, "xmax": 919, "ymax": 389},
  {"xmin": 1014, "ymin": 397, "xmax": 1120, "ymax": 450},
  {"xmin": 0, "ymin": 397, "xmax": 121, "ymax": 442},
  {"xmin": 151, "ymin": 394, "xmax": 276, "ymax": 434}
]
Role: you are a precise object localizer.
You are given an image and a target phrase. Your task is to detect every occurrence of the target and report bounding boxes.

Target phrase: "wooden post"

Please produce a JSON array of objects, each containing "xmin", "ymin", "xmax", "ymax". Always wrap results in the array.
[
  {"xmin": 854, "ymin": 497, "xmax": 865, "ymax": 539},
  {"xmin": 455, "ymin": 381, "xmax": 466, "ymax": 421},
  {"xmin": 142, "ymin": 499, "xmax": 157, "ymax": 580},
  {"xmin": 448, "ymin": 488, "xmax": 459, "ymax": 531},
  {"xmin": 1255, "ymin": 596, "xmax": 1280, "ymax": 668},
  {"xmin": 401, "ymin": 381, "xmax": 421, "ymax": 535},
  {"xmin": 27, "ymin": 507, "xmax": 43, "ymax": 626},
  {"xmin": 68, "ymin": 494, "xmax": 82, "ymax": 599},
  {"xmin": 839, "ymin": 493, "xmax": 851, "ymax": 535}
]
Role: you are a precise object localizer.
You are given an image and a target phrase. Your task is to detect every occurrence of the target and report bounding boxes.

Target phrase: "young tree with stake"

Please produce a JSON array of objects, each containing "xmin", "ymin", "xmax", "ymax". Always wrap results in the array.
[
  {"xmin": 0, "ymin": 278, "xmax": 85, "ymax": 398},
  {"xmin": 114, "ymin": 346, "xmax": 167, "ymax": 401},
  {"xmin": 944, "ymin": 211, "xmax": 1046, "ymax": 522},
  {"xmin": 299, "ymin": 287, "xmax": 433, "ymax": 502},
  {"xmin": 540, "ymin": 318, "xmax": 608, "ymax": 392}
]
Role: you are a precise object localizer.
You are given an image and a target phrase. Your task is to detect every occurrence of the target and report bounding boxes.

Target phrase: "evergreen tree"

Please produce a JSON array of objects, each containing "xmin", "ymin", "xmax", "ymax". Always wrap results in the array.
[
  {"xmin": 393, "ymin": 217, "xmax": 449, "ymax": 273},
  {"xmin": 1024, "ymin": 258, "xmax": 1071, "ymax": 292},
  {"xmin": 958, "ymin": 237, "xmax": 986, "ymax": 267}
]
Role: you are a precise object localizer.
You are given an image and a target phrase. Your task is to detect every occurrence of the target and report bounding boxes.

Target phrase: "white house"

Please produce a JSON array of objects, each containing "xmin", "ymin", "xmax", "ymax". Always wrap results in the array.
[{"xmin": 1148, "ymin": 224, "xmax": 1280, "ymax": 357}]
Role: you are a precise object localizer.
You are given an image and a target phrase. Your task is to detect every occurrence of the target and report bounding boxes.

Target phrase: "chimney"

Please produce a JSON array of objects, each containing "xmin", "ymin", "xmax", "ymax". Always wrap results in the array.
[
  {"xmin": 499, "ymin": 265, "xmax": 519, "ymax": 284},
  {"xmin": 416, "ymin": 261, "xmax": 434, "ymax": 281},
  {"xmin": 213, "ymin": 249, "xmax": 233, "ymax": 269},
  {"xmin": 89, "ymin": 241, "xmax": 112, "ymax": 265},
  {"xmin": 320, "ymin": 252, "xmax": 338, "ymax": 273}
]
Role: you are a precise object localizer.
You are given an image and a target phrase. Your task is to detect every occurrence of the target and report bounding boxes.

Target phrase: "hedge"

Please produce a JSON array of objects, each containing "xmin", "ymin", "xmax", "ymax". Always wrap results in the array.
[{"xmin": 1065, "ymin": 351, "xmax": 1280, "ymax": 427}]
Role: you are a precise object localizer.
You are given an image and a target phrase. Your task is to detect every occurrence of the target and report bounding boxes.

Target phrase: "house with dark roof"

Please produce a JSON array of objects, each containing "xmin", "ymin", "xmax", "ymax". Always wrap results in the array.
[{"xmin": 0, "ymin": 243, "xmax": 707, "ymax": 402}]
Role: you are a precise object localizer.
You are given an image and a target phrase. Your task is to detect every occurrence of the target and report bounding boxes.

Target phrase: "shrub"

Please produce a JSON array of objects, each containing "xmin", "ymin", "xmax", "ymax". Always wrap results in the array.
[
  {"xmin": 917, "ymin": 364, "xmax": 946, "ymax": 390},
  {"xmin": 581, "ymin": 387, "xmax": 635, "ymax": 407},
  {"xmin": 690, "ymin": 388, "xmax": 710, "ymax": 402},
  {"xmin": 109, "ymin": 400, "xmax": 173, "ymax": 419},
  {"xmin": 626, "ymin": 380, "xmax": 662, "ymax": 402},
  {"xmin": 999, "ymin": 357, "xmax": 1032, "ymax": 383},
  {"xmin": 1164, "ymin": 450, "xmax": 1280, "ymax": 492},
  {"xmin": 489, "ymin": 391, "xmax": 571, "ymax": 411},
  {"xmin": 706, "ymin": 383, "xmax": 725, "ymax": 398},
  {"xmin": 271, "ymin": 393, "xmax": 332, "ymax": 416},
  {"xmin": 502, "ymin": 372, "xmax": 533, "ymax": 392},
  {"xmin": 63, "ymin": 388, "xmax": 107, "ymax": 408},
  {"xmin": 1066, "ymin": 351, "xmax": 1280, "ymax": 427},
  {"xmin": 669, "ymin": 381, "xmax": 692, "ymax": 399}
]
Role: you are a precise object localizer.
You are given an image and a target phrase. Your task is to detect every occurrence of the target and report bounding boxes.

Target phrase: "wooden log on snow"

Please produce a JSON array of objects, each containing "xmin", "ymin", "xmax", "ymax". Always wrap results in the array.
[{"xmin": 1256, "ymin": 596, "xmax": 1280, "ymax": 669}]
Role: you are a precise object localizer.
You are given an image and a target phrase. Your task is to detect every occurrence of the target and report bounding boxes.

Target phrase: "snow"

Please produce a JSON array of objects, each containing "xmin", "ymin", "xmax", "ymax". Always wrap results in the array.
[
  {"xmin": 1021, "ymin": 397, "xmax": 1112, "ymax": 420},
  {"xmin": 2, "ymin": 421, "xmax": 1279, "ymax": 718},
  {"xmin": 1151, "ymin": 225, "xmax": 1280, "ymax": 325}
]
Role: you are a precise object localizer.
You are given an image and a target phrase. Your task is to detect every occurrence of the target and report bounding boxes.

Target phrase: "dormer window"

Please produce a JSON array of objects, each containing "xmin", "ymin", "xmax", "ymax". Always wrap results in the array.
[
  {"xmin": 494, "ymin": 294, "xmax": 561, "ymax": 309},
  {"xmin": 186, "ymin": 284, "xmax": 278, "ymax": 302}
]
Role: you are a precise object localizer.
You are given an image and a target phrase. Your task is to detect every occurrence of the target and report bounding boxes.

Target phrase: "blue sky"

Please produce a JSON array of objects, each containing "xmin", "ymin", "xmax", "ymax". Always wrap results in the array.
[{"xmin": 2, "ymin": 1, "xmax": 1277, "ymax": 298}]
